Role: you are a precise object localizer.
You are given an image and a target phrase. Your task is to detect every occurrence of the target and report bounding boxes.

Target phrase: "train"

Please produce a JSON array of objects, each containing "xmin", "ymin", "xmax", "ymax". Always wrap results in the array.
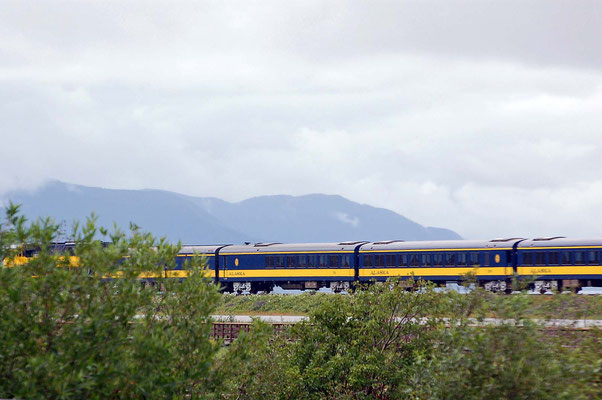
[
  {"xmin": 6, "ymin": 237, "xmax": 602, "ymax": 293},
  {"xmin": 178, "ymin": 237, "xmax": 602, "ymax": 293}
]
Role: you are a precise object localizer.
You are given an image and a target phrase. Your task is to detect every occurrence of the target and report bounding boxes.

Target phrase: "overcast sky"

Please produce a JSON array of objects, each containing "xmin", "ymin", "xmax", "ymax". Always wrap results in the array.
[{"xmin": 1, "ymin": 0, "xmax": 602, "ymax": 239}]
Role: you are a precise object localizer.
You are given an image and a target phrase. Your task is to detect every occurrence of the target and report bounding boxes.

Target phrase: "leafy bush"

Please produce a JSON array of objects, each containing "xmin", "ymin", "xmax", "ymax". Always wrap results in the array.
[
  {"xmin": 2, "ymin": 205, "xmax": 599, "ymax": 399},
  {"xmin": 222, "ymin": 281, "xmax": 447, "ymax": 399},
  {"xmin": 222, "ymin": 281, "xmax": 601, "ymax": 400},
  {"xmin": 216, "ymin": 289, "xmax": 602, "ymax": 320},
  {"xmin": 0, "ymin": 205, "xmax": 254, "ymax": 399},
  {"xmin": 432, "ymin": 291, "xmax": 602, "ymax": 400}
]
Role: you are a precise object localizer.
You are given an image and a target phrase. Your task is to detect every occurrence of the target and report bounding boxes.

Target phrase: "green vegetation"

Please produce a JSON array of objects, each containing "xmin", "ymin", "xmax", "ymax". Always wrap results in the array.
[
  {"xmin": 0, "ymin": 205, "xmax": 267, "ymax": 399},
  {"xmin": 223, "ymin": 281, "xmax": 601, "ymax": 399},
  {"xmin": 217, "ymin": 289, "xmax": 602, "ymax": 320},
  {"xmin": 1, "ymin": 206, "xmax": 600, "ymax": 399}
]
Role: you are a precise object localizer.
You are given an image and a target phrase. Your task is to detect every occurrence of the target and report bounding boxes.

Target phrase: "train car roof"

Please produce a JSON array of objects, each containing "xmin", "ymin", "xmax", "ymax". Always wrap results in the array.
[
  {"xmin": 518, "ymin": 237, "xmax": 602, "ymax": 248},
  {"xmin": 219, "ymin": 241, "xmax": 367, "ymax": 254},
  {"xmin": 360, "ymin": 238, "xmax": 525, "ymax": 251},
  {"xmin": 179, "ymin": 245, "xmax": 226, "ymax": 254}
]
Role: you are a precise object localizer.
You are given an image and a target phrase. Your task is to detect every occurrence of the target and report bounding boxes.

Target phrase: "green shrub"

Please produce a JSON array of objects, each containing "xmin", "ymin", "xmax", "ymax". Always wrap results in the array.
[
  {"xmin": 0, "ymin": 204, "xmax": 252, "ymax": 399},
  {"xmin": 221, "ymin": 281, "xmax": 601, "ymax": 400},
  {"xmin": 2, "ymin": 205, "xmax": 599, "ymax": 399}
]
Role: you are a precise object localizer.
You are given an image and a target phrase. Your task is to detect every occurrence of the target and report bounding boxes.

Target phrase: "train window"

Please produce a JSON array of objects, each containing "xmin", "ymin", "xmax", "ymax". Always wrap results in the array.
[
  {"xmin": 574, "ymin": 251, "xmax": 586, "ymax": 265},
  {"xmin": 469, "ymin": 253, "xmax": 479, "ymax": 266},
  {"xmin": 483, "ymin": 253, "xmax": 489, "ymax": 266},
  {"xmin": 445, "ymin": 253, "xmax": 456, "ymax": 267},
  {"xmin": 363, "ymin": 254, "xmax": 373, "ymax": 267},
  {"xmin": 548, "ymin": 252, "xmax": 559, "ymax": 265},
  {"xmin": 522, "ymin": 252, "xmax": 533, "ymax": 266},
  {"xmin": 433, "ymin": 253, "xmax": 443, "ymax": 267},
  {"xmin": 308, "ymin": 255, "xmax": 317, "ymax": 268},
  {"xmin": 561, "ymin": 251, "xmax": 572, "ymax": 265},
  {"xmin": 457, "ymin": 253, "xmax": 468, "ymax": 267},
  {"xmin": 422, "ymin": 253, "xmax": 432, "ymax": 267},
  {"xmin": 276, "ymin": 256, "xmax": 285, "ymax": 268},
  {"xmin": 409, "ymin": 253, "xmax": 420, "ymax": 267},
  {"xmin": 266, "ymin": 256, "xmax": 274, "ymax": 268},
  {"xmin": 342, "ymin": 255, "xmax": 351, "ymax": 267},
  {"xmin": 375, "ymin": 254, "xmax": 385, "ymax": 267},
  {"xmin": 287, "ymin": 255, "xmax": 297, "ymax": 268},
  {"xmin": 535, "ymin": 252, "xmax": 546, "ymax": 266},
  {"xmin": 399, "ymin": 253, "xmax": 408, "ymax": 266},
  {"xmin": 318, "ymin": 255, "xmax": 328, "ymax": 268},
  {"xmin": 386, "ymin": 254, "xmax": 396, "ymax": 267},
  {"xmin": 298, "ymin": 255, "xmax": 307, "ymax": 268},
  {"xmin": 588, "ymin": 251, "xmax": 599, "ymax": 265},
  {"xmin": 329, "ymin": 255, "xmax": 340, "ymax": 268}
]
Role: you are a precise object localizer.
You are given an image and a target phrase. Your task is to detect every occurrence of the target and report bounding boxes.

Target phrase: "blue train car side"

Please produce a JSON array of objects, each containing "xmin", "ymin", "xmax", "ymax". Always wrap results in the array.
[
  {"xmin": 37, "ymin": 238, "xmax": 601, "ymax": 293},
  {"xmin": 169, "ymin": 245, "xmax": 225, "ymax": 280},
  {"xmin": 517, "ymin": 237, "xmax": 602, "ymax": 291},
  {"xmin": 217, "ymin": 242, "xmax": 366, "ymax": 293},
  {"xmin": 187, "ymin": 238, "xmax": 602, "ymax": 293},
  {"xmin": 357, "ymin": 239, "xmax": 522, "ymax": 292}
]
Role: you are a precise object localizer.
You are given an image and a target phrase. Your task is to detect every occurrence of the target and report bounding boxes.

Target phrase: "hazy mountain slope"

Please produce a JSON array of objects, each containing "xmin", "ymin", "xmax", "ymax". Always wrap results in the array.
[
  {"xmin": 5, "ymin": 181, "xmax": 253, "ymax": 244},
  {"xmin": 193, "ymin": 194, "xmax": 461, "ymax": 242},
  {"xmin": 424, "ymin": 226, "xmax": 462, "ymax": 240},
  {"xmin": 4, "ymin": 181, "xmax": 462, "ymax": 243}
]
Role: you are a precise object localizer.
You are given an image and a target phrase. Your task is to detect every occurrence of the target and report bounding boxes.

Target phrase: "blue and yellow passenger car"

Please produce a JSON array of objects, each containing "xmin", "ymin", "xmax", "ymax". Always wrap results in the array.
[
  {"xmin": 217, "ymin": 242, "xmax": 366, "ymax": 293},
  {"xmin": 358, "ymin": 238, "xmax": 522, "ymax": 291},
  {"xmin": 517, "ymin": 237, "xmax": 602, "ymax": 291},
  {"xmin": 5, "ymin": 237, "xmax": 602, "ymax": 293},
  {"xmin": 168, "ymin": 245, "xmax": 225, "ymax": 280}
]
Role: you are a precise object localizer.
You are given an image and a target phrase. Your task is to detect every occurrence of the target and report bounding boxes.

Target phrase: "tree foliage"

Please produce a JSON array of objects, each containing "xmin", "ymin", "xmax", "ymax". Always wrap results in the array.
[
  {"xmin": 1, "ymin": 205, "xmax": 600, "ymax": 399},
  {"xmin": 0, "ymin": 204, "xmax": 251, "ymax": 399},
  {"xmin": 222, "ymin": 281, "xmax": 601, "ymax": 400}
]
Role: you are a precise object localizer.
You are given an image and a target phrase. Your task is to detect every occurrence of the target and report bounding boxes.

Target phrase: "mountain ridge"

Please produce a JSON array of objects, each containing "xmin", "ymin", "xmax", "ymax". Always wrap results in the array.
[{"xmin": 2, "ymin": 181, "xmax": 462, "ymax": 243}]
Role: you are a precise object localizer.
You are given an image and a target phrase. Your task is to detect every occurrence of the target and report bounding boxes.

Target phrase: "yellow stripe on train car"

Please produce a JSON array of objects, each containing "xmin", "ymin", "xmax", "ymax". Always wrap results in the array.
[
  {"xmin": 164, "ymin": 270, "xmax": 212, "ymax": 278},
  {"xmin": 3, "ymin": 255, "xmax": 81, "ymax": 268},
  {"xmin": 56, "ymin": 256, "xmax": 80, "ymax": 267},
  {"xmin": 102, "ymin": 270, "xmax": 213, "ymax": 279},
  {"xmin": 106, "ymin": 271, "xmax": 167, "ymax": 279},
  {"xmin": 137, "ymin": 272, "xmax": 162, "ymax": 278},
  {"xmin": 517, "ymin": 266, "xmax": 602, "ymax": 276},
  {"xmin": 358, "ymin": 267, "xmax": 510, "ymax": 278},
  {"xmin": 218, "ymin": 268, "xmax": 355, "ymax": 279},
  {"xmin": 2, "ymin": 256, "xmax": 29, "ymax": 267},
  {"xmin": 102, "ymin": 271, "xmax": 125, "ymax": 278}
]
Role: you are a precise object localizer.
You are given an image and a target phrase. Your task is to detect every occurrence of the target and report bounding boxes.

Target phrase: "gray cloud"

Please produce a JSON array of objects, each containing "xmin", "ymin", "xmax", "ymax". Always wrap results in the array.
[{"xmin": 1, "ymin": 0, "xmax": 602, "ymax": 239}]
